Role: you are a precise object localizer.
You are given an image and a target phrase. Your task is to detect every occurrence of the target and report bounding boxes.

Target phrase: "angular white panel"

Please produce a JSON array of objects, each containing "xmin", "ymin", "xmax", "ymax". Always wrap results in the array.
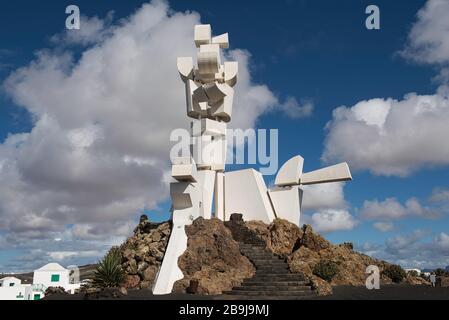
[
  {"xmin": 224, "ymin": 61, "xmax": 238, "ymax": 87},
  {"xmin": 204, "ymin": 82, "xmax": 229, "ymax": 103},
  {"xmin": 185, "ymin": 80, "xmax": 200, "ymax": 118},
  {"xmin": 171, "ymin": 164, "xmax": 197, "ymax": 182},
  {"xmin": 209, "ymin": 85, "xmax": 234, "ymax": 122},
  {"xmin": 212, "ymin": 33, "xmax": 229, "ymax": 48},
  {"xmin": 194, "ymin": 24, "xmax": 211, "ymax": 47},
  {"xmin": 268, "ymin": 186, "xmax": 303, "ymax": 226},
  {"xmin": 153, "ymin": 182, "xmax": 200, "ymax": 295},
  {"xmin": 200, "ymin": 43, "xmax": 220, "ymax": 55},
  {"xmin": 275, "ymin": 155, "xmax": 304, "ymax": 186},
  {"xmin": 214, "ymin": 172, "xmax": 225, "ymax": 220},
  {"xmin": 191, "ymin": 118, "xmax": 226, "ymax": 137},
  {"xmin": 224, "ymin": 169, "xmax": 276, "ymax": 223},
  {"xmin": 301, "ymin": 162, "xmax": 352, "ymax": 185},
  {"xmin": 177, "ymin": 57, "xmax": 193, "ymax": 82},
  {"xmin": 193, "ymin": 85, "xmax": 208, "ymax": 103},
  {"xmin": 197, "ymin": 170, "xmax": 216, "ymax": 220}
]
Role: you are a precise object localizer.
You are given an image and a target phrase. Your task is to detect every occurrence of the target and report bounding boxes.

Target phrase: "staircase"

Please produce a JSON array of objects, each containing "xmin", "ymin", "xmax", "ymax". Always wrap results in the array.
[{"xmin": 224, "ymin": 242, "xmax": 316, "ymax": 299}]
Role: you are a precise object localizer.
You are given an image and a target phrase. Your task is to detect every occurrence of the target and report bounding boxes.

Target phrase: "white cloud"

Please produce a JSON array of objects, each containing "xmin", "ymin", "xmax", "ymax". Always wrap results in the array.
[
  {"xmin": 361, "ymin": 197, "xmax": 440, "ymax": 221},
  {"xmin": 302, "ymin": 182, "xmax": 347, "ymax": 211},
  {"xmin": 358, "ymin": 230, "xmax": 449, "ymax": 269},
  {"xmin": 373, "ymin": 221, "xmax": 394, "ymax": 232},
  {"xmin": 51, "ymin": 13, "xmax": 114, "ymax": 46},
  {"xmin": 306, "ymin": 209, "xmax": 358, "ymax": 233},
  {"xmin": 430, "ymin": 187, "xmax": 449, "ymax": 203},
  {"xmin": 434, "ymin": 232, "xmax": 449, "ymax": 253},
  {"xmin": 0, "ymin": 1, "xmax": 303, "ymax": 271},
  {"xmin": 400, "ymin": 0, "xmax": 449, "ymax": 66},
  {"xmin": 323, "ymin": 0, "xmax": 449, "ymax": 177},
  {"xmin": 279, "ymin": 96, "xmax": 313, "ymax": 119},
  {"xmin": 322, "ymin": 92, "xmax": 449, "ymax": 177}
]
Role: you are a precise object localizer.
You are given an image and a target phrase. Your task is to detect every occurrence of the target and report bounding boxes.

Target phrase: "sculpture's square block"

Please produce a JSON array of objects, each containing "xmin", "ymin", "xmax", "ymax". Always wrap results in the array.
[
  {"xmin": 191, "ymin": 118, "xmax": 226, "ymax": 137},
  {"xmin": 194, "ymin": 24, "xmax": 211, "ymax": 47}
]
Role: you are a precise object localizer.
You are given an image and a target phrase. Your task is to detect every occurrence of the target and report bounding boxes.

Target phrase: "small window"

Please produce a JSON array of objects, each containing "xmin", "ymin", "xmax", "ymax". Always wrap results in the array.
[
  {"xmin": 0, "ymin": 282, "xmax": 3, "ymax": 287},
  {"xmin": 9, "ymin": 283, "xmax": 15, "ymax": 287},
  {"xmin": 51, "ymin": 274, "xmax": 60, "ymax": 282}
]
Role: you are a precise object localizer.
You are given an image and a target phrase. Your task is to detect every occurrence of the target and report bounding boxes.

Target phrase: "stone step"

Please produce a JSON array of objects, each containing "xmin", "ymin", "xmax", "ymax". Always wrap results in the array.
[
  {"xmin": 243, "ymin": 254, "xmax": 278, "ymax": 259},
  {"xmin": 233, "ymin": 285, "xmax": 312, "ymax": 291},
  {"xmin": 242, "ymin": 280, "xmax": 308, "ymax": 286},
  {"xmin": 249, "ymin": 260, "xmax": 288, "ymax": 265},
  {"xmin": 224, "ymin": 290, "xmax": 315, "ymax": 297},
  {"xmin": 249, "ymin": 274, "xmax": 306, "ymax": 281},
  {"xmin": 240, "ymin": 249, "xmax": 273, "ymax": 257},
  {"xmin": 256, "ymin": 266, "xmax": 289, "ymax": 272}
]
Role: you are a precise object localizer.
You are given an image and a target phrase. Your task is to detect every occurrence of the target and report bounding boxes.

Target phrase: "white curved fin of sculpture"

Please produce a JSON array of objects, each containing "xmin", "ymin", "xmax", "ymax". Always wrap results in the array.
[
  {"xmin": 275, "ymin": 155, "xmax": 304, "ymax": 186},
  {"xmin": 152, "ymin": 182, "xmax": 200, "ymax": 295},
  {"xmin": 224, "ymin": 169, "xmax": 276, "ymax": 223},
  {"xmin": 268, "ymin": 186, "xmax": 303, "ymax": 226},
  {"xmin": 300, "ymin": 162, "xmax": 352, "ymax": 185},
  {"xmin": 224, "ymin": 62, "xmax": 238, "ymax": 87},
  {"xmin": 177, "ymin": 57, "xmax": 194, "ymax": 82}
]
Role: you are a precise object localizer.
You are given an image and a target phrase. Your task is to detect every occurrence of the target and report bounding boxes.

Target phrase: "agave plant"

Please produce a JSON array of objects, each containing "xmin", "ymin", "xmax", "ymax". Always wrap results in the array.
[{"xmin": 92, "ymin": 247, "xmax": 125, "ymax": 288}]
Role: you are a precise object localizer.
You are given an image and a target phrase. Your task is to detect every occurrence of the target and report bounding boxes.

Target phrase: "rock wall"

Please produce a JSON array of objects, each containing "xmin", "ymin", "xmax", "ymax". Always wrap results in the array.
[
  {"xmin": 245, "ymin": 219, "xmax": 429, "ymax": 294},
  {"xmin": 119, "ymin": 217, "xmax": 171, "ymax": 289},
  {"xmin": 173, "ymin": 217, "xmax": 255, "ymax": 295},
  {"xmin": 118, "ymin": 215, "xmax": 427, "ymax": 295}
]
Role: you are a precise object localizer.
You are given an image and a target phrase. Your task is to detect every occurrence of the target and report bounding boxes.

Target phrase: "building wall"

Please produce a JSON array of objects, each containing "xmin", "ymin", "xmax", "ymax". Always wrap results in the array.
[
  {"xmin": 0, "ymin": 285, "xmax": 33, "ymax": 300},
  {"xmin": 33, "ymin": 270, "xmax": 70, "ymax": 290}
]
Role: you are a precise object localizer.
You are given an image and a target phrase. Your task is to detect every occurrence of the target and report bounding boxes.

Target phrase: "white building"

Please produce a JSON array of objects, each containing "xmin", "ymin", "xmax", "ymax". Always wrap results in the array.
[
  {"xmin": 0, "ymin": 277, "xmax": 33, "ymax": 300},
  {"xmin": 33, "ymin": 263, "xmax": 81, "ymax": 295},
  {"xmin": 405, "ymin": 268, "xmax": 422, "ymax": 275}
]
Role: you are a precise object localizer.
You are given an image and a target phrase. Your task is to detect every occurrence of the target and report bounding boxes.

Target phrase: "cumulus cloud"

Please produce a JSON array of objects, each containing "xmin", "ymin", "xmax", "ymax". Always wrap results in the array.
[
  {"xmin": 373, "ymin": 222, "xmax": 394, "ymax": 232},
  {"xmin": 433, "ymin": 232, "xmax": 449, "ymax": 253},
  {"xmin": 302, "ymin": 182, "xmax": 347, "ymax": 211},
  {"xmin": 358, "ymin": 230, "xmax": 449, "ymax": 269},
  {"xmin": 322, "ymin": 92, "xmax": 449, "ymax": 177},
  {"xmin": 279, "ymin": 96, "xmax": 314, "ymax": 119},
  {"xmin": 400, "ymin": 0, "xmax": 449, "ymax": 66},
  {"xmin": 0, "ymin": 1, "xmax": 300, "ymax": 272},
  {"xmin": 300, "ymin": 182, "xmax": 357, "ymax": 233},
  {"xmin": 323, "ymin": 0, "xmax": 449, "ymax": 177},
  {"xmin": 361, "ymin": 197, "xmax": 440, "ymax": 221},
  {"xmin": 305, "ymin": 209, "xmax": 358, "ymax": 233}
]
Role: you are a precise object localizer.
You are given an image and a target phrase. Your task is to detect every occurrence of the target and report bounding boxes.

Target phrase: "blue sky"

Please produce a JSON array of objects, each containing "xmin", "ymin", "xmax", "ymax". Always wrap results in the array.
[{"xmin": 1, "ymin": 0, "xmax": 449, "ymax": 272}]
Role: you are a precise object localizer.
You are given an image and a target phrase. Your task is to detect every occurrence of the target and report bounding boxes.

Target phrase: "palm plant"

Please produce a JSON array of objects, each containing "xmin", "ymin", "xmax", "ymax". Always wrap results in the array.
[{"xmin": 92, "ymin": 247, "xmax": 125, "ymax": 288}]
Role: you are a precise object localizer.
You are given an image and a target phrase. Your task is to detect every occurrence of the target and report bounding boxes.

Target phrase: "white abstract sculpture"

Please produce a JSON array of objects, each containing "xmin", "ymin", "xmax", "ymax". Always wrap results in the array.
[
  {"xmin": 269, "ymin": 159, "xmax": 352, "ymax": 226},
  {"xmin": 153, "ymin": 24, "xmax": 237, "ymax": 295},
  {"xmin": 152, "ymin": 24, "xmax": 352, "ymax": 295}
]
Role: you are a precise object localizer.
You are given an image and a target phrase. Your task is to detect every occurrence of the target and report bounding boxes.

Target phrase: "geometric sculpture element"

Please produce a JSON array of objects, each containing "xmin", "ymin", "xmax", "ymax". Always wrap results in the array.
[
  {"xmin": 224, "ymin": 169, "xmax": 276, "ymax": 223},
  {"xmin": 269, "ymin": 157, "xmax": 352, "ymax": 226}
]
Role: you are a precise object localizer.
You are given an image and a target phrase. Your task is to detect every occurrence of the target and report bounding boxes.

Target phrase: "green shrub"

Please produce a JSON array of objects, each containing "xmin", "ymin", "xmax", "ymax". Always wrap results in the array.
[
  {"xmin": 383, "ymin": 264, "xmax": 406, "ymax": 283},
  {"xmin": 407, "ymin": 270, "xmax": 419, "ymax": 277},
  {"xmin": 312, "ymin": 260, "xmax": 339, "ymax": 282},
  {"xmin": 92, "ymin": 247, "xmax": 125, "ymax": 288}
]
